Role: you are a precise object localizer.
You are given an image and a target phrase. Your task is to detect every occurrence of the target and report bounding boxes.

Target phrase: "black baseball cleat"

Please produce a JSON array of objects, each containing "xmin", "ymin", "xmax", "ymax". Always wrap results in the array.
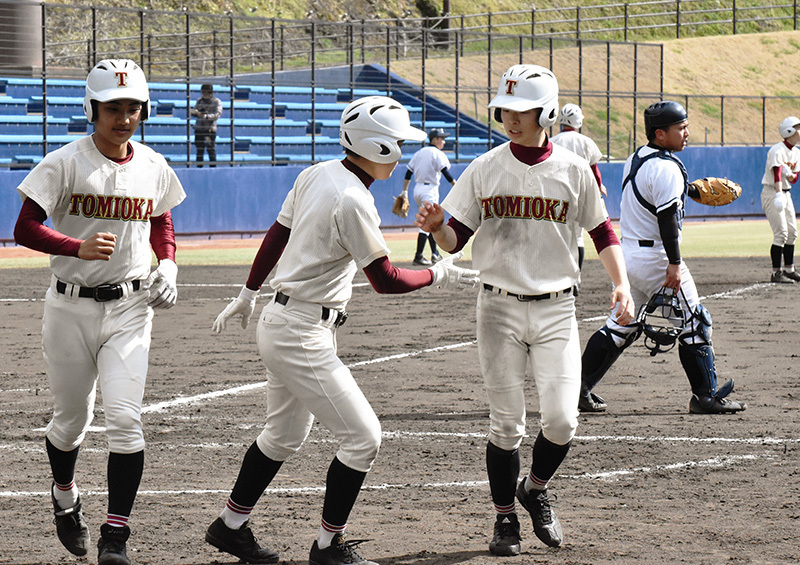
[
  {"xmin": 309, "ymin": 533, "xmax": 378, "ymax": 565},
  {"xmin": 51, "ymin": 484, "xmax": 90, "ymax": 556},
  {"xmin": 489, "ymin": 513, "xmax": 521, "ymax": 556},
  {"xmin": 578, "ymin": 390, "xmax": 607, "ymax": 412},
  {"xmin": 205, "ymin": 517, "xmax": 279, "ymax": 564},
  {"xmin": 97, "ymin": 523, "xmax": 131, "ymax": 565},
  {"xmin": 413, "ymin": 255, "xmax": 432, "ymax": 266},
  {"xmin": 689, "ymin": 395, "xmax": 747, "ymax": 414},
  {"xmin": 515, "ymin": 483, "xmax": 563, "ymax": 548}
]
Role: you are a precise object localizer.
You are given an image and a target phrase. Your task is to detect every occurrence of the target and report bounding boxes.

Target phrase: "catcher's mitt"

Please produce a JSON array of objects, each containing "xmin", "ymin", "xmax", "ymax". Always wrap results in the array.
[
  {"xmin": 392, "ymin": 194, "xmax": 410, "ymax": 218},
  {"xmin": 688, "ymin": 177, "xmax": 742, "ymax": 206}
]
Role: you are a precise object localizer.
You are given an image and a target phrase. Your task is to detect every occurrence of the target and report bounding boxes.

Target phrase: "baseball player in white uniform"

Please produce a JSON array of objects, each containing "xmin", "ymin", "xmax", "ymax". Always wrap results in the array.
[
  {"xmin": 205, "ymin": 96, "xmax": 479, "ymax": 565},
  {"xmin": 402, "ymin": 128, "xmax": 456, "ymax": 265},
  {"xmin": 761, "ymin": 116, "xmax": 800, "ymax": 284},
  {"xmin": 415, "ymin": 64, "xmax": 634, "ymax": 555},
  {"xmin": 578, "ymin": 100, "xmax": 747, "ymax": 415},
  {"xmin": 551, "ymin": 103, "xmax": 608, "ymax": 294},
  {"xmin": 13, "ymin": 59, "xmax": 185, "ymax": 565}
]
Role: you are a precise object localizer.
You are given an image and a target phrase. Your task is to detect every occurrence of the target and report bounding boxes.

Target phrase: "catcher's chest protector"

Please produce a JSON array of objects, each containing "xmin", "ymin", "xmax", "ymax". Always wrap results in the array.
[{"xmin": 623, "ymin": 148, "xmax": 689, "ymax": 219}]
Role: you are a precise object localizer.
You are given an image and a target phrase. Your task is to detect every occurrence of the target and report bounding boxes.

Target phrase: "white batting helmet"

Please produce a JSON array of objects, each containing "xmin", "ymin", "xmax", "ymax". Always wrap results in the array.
[
  {"xmin": 488, "ymin": 64, "xmax": 559, "ymax": 129},
  {"xmin": 558, "ymin": 103, "xmax": 584, "ymax": 129},
  {"xmin": 779, "ymin": 116, "xmax": 800, "ymax": 139},
  {"xmin": 339, "ymin": 96, "xmax": 427, "ymax": 164},
  {"xmin": 84, "ymin": 59, "xmax": 150, "ymax": 122}
]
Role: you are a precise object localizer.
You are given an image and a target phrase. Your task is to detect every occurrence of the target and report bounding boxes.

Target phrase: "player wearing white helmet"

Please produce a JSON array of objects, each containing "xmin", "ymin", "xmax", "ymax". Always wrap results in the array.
[
  {"xmin": 204, "ymin": 95, "xmax": 479, "ymax": 565},
  {"xmin": 761, "ymin": 116, "xmax": 800, "ymax": 283},
  {"xmin": 578, "ymin": 100, "xmax": 747, "ymax": 415},
  {"xmin": 416, "ymin": 64, "xmax": 634, "ymax": 555},
  {"xmin": 551, "ymin": 103, "xmax": 608, "ymax": 294},
  {"xmin": 402, "ymin": 128, "xmax": 457, "ymax": 265},
  {"xmin": 14, "ymin": 59, "xmax": 186, "ymax": 564}
]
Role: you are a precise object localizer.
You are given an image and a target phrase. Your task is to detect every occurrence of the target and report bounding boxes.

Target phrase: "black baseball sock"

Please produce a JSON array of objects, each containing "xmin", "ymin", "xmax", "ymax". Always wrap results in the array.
[
  {"xmin": 107, "ymin": 450, "xmax": 144, "ymax": 525},
  {"xmin": 230, "ymin": 441, "xmax": 284, "ymax": 508},
  {"xmin": 771, "ymin": 244, "xmax": 783, "ymax": 270},
  {"xmin": 526, "ymin": 431, "xmax": 571, "ymax": 490},
  {"xmin": 486, "ymin": 441, "xmax": 519, "ymax": 513},
  {"xmin": 320, "ymin": 456, "xmax": 366, "ymax": 529},
  {"xmin": 46, "ymin": 436, "xmax": 80, "ymax": 486},
  {"xmin": 783, "ymin": 244, "xmax": 795, "ymax": 268}
]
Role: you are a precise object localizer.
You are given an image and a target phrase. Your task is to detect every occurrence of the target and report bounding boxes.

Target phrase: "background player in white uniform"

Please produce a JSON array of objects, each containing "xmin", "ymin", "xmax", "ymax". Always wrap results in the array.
[
  {"xmin": 760, "ymin": 116, "xmax": 800, "ymax": 283},
  {"xmin": 13, "ymin": 59, "xmax": 185, "ymax": 565},
  {"xmin": 205, "ymin": 96, "xmax": 479, "ymax": 565},
  {"xmin": 402, "ymin": 128, "xmax": 456, "ymax": 265},
  {"xmin": 550, "ymin": 103, "xmax": 607, "ymax": 293},
  {"xmin": 416, "ymin": 65, "xmax": 634, "ymax": 555},
  {"xmin": 578, "ymin": 101, "xmax": 747, "ymax": 415}
]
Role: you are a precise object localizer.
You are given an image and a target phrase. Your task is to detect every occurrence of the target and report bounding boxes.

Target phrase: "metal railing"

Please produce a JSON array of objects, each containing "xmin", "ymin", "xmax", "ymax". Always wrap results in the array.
[{"xmin": 0, "ymin": 1, "xmax": 797, "ymax": 168}]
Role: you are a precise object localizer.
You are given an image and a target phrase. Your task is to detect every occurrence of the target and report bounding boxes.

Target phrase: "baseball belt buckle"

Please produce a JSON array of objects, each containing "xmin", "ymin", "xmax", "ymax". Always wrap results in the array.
[{"xmin": 93, "ymin": 284, "xmax": 123, "ymax": 302}]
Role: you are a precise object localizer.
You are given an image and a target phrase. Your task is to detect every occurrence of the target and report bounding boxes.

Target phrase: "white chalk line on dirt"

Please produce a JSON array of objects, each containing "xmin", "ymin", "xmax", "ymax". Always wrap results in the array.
[{"xmin": 0, "ymin": 452, "xmax": 774, "ymax": 499}]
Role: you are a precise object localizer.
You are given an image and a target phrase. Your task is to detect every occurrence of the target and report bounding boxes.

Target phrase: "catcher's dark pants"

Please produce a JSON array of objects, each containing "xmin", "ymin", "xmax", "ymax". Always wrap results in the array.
[{"xmin": 195, "ymin": 130, "xmax": 217, "ymax": 167}]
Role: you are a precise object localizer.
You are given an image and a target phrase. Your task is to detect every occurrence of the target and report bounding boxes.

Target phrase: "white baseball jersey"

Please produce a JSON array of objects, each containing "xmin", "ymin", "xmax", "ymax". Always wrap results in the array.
[
  {"xmin": 407, "ymin": 146, "xmax": 451, "ymax": 186},
  {"xmin": 17, "ymin": 136, "xmax": 186, "ymax": 287},
  {"xmin": 270, "ymin": 159, "xmax": 390, "ymax": 309},
  {"xmin": 442, "ymin": 142, "xmax": 607, "ymax": 295},
  {"xmin": 550, "ymin": 130, "xmax": 602, "ymax": 166},
  {"xmin": 618, "ymin": 145, "xmax": 685, "ymax": 245},
  {"xmin": 761, "ymin": 140, "xmax": 800, "ymax": 189}
]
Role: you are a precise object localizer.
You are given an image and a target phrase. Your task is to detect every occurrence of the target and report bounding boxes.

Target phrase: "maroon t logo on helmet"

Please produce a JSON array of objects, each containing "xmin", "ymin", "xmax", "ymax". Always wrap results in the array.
[
  {"xmin": 115, "ymin": 71, "xmax": 128, "ymax": 87},
  {"xmin": 504, "ymin": 79, "xmax": 517, "ymax": 95}
]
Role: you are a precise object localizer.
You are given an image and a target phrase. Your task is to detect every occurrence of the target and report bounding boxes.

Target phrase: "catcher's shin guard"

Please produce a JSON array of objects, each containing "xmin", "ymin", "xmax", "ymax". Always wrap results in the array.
[
  {"xmin": 678, "ymin": 343, "xmax": 721, "ymax": 398},
  {"xmin": 581, "ymin": 327, "xmax": 637, "ymax": 392}
]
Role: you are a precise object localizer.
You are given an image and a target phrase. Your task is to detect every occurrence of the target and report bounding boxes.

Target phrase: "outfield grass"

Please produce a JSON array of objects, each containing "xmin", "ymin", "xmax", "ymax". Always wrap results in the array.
[{"xmin": 0, "ymin": 219, "xmax": 779, "ymax": 269}]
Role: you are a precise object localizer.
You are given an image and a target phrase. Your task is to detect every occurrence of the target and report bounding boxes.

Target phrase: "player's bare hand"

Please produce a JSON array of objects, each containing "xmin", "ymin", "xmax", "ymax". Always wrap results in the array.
[
  {"xmin": 664, "ymin": 263, "xmax": 681, "ymax": 290},
  {"xmin": 213, "ymin": 285, "xmax": 259, "ymax": 333},
  {"xmin": 78, "ymin": 232, "xmax": 116, "ymax": 261},
  {"xmin": 610, "ymin": 284, "xmax": 635, "ymax": 326},
  {"xmin": 600, "ymin": 183, "xmax": 608, "ymax": 197},
  {"xmin": 415, "ymin": 202, "xmax": 445, "ymax": 233}
]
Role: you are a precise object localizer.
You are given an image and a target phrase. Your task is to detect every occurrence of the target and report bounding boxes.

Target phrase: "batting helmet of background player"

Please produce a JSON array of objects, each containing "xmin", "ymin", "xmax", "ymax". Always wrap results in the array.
[
  {"xmin": 643, "ymin": 100, "xmax": 687, "ymax": 142},
  {"xmin": 339, "ymin": 96, "xmax": 427, "ymax": 164},
  {"xmin": 428, "ymin": 128, "xmax": 449, "ymax": 141},
  {"xmin": 488, "ymin": 64, "xmax": 559, "ymax": 129},
  {"xmin": 779, "ymin": 116, "xmax": 800, "ymax": 139},
  {"xmin": 83, "ymin": 59, "xmax": 150, "ymax": 122},
  {"xmin": 558, "ymin": 103, "xmax": 584, "ymax": 129}
]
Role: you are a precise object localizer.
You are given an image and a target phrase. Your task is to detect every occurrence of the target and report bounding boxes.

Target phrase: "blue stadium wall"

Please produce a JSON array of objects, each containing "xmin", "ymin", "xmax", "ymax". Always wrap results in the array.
[{"xmin": 0, "ymin": 145, "xmax": 787, "ymax": 240}]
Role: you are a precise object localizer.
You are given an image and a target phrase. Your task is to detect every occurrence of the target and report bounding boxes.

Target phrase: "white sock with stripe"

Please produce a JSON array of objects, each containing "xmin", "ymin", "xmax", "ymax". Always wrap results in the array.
[
  {"xmin": 52, "ymin": 480, "xmax": 79, "ymax": 510},
  {"xmin": 220, "ymin": 497, "xmax": 252, "ymax": 530}
]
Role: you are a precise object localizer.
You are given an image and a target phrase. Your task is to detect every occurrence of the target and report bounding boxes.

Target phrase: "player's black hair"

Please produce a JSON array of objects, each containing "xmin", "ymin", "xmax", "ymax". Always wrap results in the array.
[{"xmin": 493, "ymin": 107, "xmax": 543, "ymax": 123}]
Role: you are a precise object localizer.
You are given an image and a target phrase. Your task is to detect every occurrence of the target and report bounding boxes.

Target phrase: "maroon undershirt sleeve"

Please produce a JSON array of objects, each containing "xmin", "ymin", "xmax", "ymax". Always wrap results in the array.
[
  {"xmin": 149, "ymin": 211, "xmax": 176, "ymax": 262},
  {"xmin": 447, "ymin": 217, "xmax": 475, "ymax": 254},
  {"xmin": 363, "ymin": 255, "xmax": 434, "ymax": 293},
  {"xmin": 14, "ymin": 197, "xmax": 82, "ymax": 257},
  {"xmin": 590, "ymin": 163, "xmax": 603, "ymax": 189},
  {"xmin": 245, "ymin": 221, "xmax": 291, "ymax": 290},
  {"xmin": 587, "ymin": 218, "xmax": 620, "ymax": 254}
]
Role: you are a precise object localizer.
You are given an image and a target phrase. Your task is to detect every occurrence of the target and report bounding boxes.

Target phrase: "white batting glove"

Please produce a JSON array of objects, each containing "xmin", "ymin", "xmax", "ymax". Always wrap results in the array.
[
  {"xmin": 144, "ymin": 259, "xmax": 178, "ymax": 309},
  {"xmin": 212, "ymin": 285, "xmax": 259, "ymax": 333},
  {"xmin": 429, "ymin": 251, "xmax": 481, "ymax": 291},
  {"xmin": 774, "ymin": 191, "xmax": 786, "ymax": 211}
]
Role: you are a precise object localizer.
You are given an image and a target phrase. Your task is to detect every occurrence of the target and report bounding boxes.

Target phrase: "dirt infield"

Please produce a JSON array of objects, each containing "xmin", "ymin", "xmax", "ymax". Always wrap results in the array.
[{"xmin": 1, "ymin": 257, "xmax": 799, "ymax": 565}]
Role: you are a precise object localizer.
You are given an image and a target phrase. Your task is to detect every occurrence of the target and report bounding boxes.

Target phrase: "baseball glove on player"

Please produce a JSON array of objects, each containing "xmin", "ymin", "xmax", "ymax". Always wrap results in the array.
[
  {"xmin": 688, "ymin": 177, "xmax": 742, "ymax": 206},
  {"xmin": 392, "ymin": 193, "xmax": 410, "ymax": 218}
]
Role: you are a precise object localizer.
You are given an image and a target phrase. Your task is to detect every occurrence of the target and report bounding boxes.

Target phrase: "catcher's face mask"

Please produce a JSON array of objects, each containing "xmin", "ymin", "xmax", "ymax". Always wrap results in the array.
[{"xmin": 637, "ymin": 287, "xmax": 686, "ymax": 356}]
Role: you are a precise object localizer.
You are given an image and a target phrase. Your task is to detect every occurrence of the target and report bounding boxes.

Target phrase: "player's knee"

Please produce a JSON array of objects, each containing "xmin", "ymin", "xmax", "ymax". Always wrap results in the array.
[
  {"xmin": 338, "ymin": 425, "xmax": 382, "ymax": 473},
  {"xmin": 488, "ymin": 419, "xmax": 525, "ymax": 452},
  {"xmin": 541, "ymin": 415, "xmax": 578, "ymax": 446},
  {"xmin": 104, "ymin": 408, "xmax": 144, "ymax": 452}
]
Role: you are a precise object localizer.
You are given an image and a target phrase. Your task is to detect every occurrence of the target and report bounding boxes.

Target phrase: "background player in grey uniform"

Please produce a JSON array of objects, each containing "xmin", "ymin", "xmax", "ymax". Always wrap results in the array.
[
  {"xmin": 13, "ymin": 59, "xmax": 185, "ymax": 565},
  {"xmin": 578, "ymin": 101, "xmax": 747, "ymax": 415},
  {"xmin": 416, "ymin": 64, "xmax": 634, "ymax": 555},
  {"xmin": 205, "ymin": 96, "xmax": 479, "ymax": 565},
  {"xmin": 190, "ymin": 83, "xmax": 223, "ymax": 167},
  {"xmin": 760, "ymin": 116, "xmax": 800, "ymax": 283},
  {"xmin": 402, "ymin": 128, "xmax": 456, "ymax": 265},
  {"xmin": 551, "ymin": 103, "xmax": 608, "ymax": 294}
]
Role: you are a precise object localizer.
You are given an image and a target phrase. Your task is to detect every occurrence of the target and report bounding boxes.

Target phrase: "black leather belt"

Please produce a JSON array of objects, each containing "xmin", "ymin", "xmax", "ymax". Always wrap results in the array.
[
  {"xmin": 483, "ymin": 283, "xmax": 572, "ymax": 302},
  {"xmin": 638, "ymin": 240, "xmax": 655, "ymax": 247},
  {"xmin": 274, "ymin": 291, "xmax": 348, "ymax": 327},
  {"xmin": 56, "ymin": 279, "xmax": 140, "ymax": 302}
]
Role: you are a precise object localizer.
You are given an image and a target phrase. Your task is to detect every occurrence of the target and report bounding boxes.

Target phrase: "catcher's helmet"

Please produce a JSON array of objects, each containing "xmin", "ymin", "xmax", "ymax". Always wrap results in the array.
[
  {"xmin": 558, "ymin": 103, "xmax": 584, "ymax": 129},
  {"xmin": 637, "ymin": 287, "xmax": 686, "ymax": 356},
  {"xmin": 644, "ymin": 100, "xmax": 687, "ymax": 141},
  {"xmin": 84, "ymin": 59, "xmax": 150, "ymax": 122},
  {"xmin": 428, "ymin": 128, "xmax": 449, "ymax": 141},
  {"xmin": 779, "ymin": 116, "xmax": 800, "ymax": 139},
  {"xmin": 339, "ymin": 96, "xmax": 427, "ymax": 164},
  {"xmin": 488, "ymin": 64, "xmax": 559, "ymax": 129}
]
